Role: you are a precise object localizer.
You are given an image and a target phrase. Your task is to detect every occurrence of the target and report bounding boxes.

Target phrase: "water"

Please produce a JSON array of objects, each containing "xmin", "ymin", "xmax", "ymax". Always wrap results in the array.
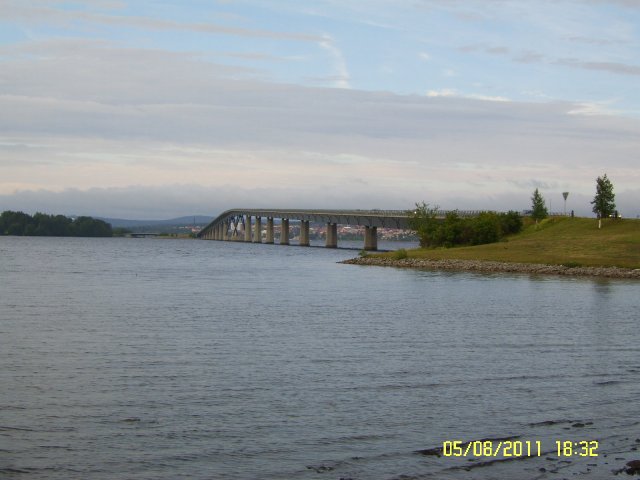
[{"xmin": 1, "ymin": 236, "xmax": 639, "ymax": 479}]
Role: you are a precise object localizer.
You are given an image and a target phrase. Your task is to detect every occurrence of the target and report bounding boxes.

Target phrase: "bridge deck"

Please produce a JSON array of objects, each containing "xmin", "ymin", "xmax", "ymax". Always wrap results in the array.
[
  {"xmin": 199, "ymin": 209, "xmax": 413, "ymax": 238},
  {"xmin": 198, "ymin": 208, "xmax": 489, "ymax": 237}
]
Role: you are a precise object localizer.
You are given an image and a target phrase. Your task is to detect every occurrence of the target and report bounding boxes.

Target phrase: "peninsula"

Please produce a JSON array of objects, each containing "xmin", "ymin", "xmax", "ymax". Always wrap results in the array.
[{"xmin": 344, "ymin": 217, "xmax": 640, "ymax": 279}]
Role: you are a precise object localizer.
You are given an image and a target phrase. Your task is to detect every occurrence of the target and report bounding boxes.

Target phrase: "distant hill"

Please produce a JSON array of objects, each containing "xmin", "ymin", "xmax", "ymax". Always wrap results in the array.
[{"xmin": 98, "ymin": 215, "xmax": 214, "ymax": 228}]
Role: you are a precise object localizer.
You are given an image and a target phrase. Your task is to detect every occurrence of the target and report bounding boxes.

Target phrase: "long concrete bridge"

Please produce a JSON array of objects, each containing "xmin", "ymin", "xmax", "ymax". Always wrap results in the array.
[
  {"xmin": 197, "ymin": 208, "xmax": 418, "ymax": 250},
  {"xmin": 197, "ymin": 208, "xmax": 507, "ymax": 250}
]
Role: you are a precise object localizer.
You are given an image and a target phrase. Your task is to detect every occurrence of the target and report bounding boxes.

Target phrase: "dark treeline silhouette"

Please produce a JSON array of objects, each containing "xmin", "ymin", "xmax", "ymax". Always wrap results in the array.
[{"xmin": 0, "ymin": 211, "xmax": 112, "ymax": 237}]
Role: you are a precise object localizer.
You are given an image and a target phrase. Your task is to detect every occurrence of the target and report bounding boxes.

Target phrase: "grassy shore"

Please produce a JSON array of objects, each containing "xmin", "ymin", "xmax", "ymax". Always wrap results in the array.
[{"xmin": 378, "ymin": 217, "xmax": 640, "ymax": 269}]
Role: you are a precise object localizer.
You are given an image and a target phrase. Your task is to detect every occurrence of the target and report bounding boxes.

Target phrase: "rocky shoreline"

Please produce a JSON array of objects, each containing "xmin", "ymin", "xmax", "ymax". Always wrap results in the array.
[{"xmin": 342, "ymin": 256, "xmax": 640, "ymax": 279}]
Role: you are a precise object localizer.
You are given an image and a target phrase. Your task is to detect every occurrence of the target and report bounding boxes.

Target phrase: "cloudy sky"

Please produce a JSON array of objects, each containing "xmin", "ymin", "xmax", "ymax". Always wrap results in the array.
[{"xmin": 1, "ymin": 0, "xmax": 639, "ymax": 219}]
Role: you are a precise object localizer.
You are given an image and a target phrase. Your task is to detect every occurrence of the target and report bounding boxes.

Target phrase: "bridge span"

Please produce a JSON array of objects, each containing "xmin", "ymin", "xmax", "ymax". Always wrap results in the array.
[
  {"xmin": 197, "ymin": 208, "xmax": 418, "ymax": 250},
  {"xmin": 198, "ymin": 208, "xmax": 484, "ymax": 250}
]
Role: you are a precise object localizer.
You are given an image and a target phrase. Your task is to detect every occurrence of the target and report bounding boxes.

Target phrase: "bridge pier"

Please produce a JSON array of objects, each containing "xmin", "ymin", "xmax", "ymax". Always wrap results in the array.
[
  {"xmin": 326, "ymin": 223, "xmax": 337, "ymax": 248},
  {"xmin": 244, "ymin": 215, "xmax": 252, "ymax": 242},
  {"xmin": 222, "ymin": 221, "xmax": 228, "ymax": 241},
  {"xmin": 300, "ymin": 220, "xmax": 310, "ymax": 246},
  {"xmin": 254, "ymin": 216, "xmax": 262, "ymax": 243},
  {"xmin": 232, "ymin": 217, "xmax": 241, "ymax": 240},
  {"xmin": 280, "ymin": 219, "xmax": 289, "ymax": 245},
  {"xmin": 364, "ymin": 226, "xmax": 377, "ymax": 251},
  {"xmin": 266, "ymin": 217, "xmax": 274, "ymax": 244}
]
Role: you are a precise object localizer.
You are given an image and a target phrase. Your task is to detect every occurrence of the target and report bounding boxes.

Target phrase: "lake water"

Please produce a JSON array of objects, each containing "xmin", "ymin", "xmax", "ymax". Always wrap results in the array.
[{"xmin": 1, "ymin": 236, "xmax": 639, "ymax": 479}]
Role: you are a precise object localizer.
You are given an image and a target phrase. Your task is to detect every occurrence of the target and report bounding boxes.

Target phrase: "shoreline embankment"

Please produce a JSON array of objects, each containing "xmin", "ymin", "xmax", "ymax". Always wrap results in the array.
[{"xmin": 342, "ymin": 256, "xmax": 640, "ymax": 279}]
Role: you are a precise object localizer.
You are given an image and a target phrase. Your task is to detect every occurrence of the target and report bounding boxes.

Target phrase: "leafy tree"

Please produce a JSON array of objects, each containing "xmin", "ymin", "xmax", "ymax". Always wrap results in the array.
[
  {"xmin": 7, "ymin": 223, "xmax": 24, "ymax": 235},
  {"xmin": 500, "ymin": 210, "xmax": 523, "ymax": 235},
  {"xmin": 1, "ymin": 211, "xmax": 32, "ymax": 235},
  {"xmin": 72, "ymin": 216, "xmax": 112, "ymax": 237},
  {"xmin": 408, "ymin": 202, "xmax": 440, "ymax": 247},
  {"xmin": 32, "ymin": 212, "xmax": 70, "ymax": 236},
  {"xmin": 52, "ymin": 214, "xmax": 73, "ymax": 236},
  {"xmin": 435, "ymin": 211, "xmax": 464, "ymax": 247},
  {"xmin": 591, "ymin": 173, "xmax": 616, "ymax": 220},
  {"xmin": 531, "ymin": 188, "xmax": 548, "ymax": 223},
  {"xmin": 470, "ymin": 212, "xmax": 502, "ymax": 245}
]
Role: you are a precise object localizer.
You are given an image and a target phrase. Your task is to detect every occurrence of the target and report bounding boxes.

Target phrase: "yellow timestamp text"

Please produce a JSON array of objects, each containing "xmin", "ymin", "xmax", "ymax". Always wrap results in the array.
[
  {"xmin": 555, "ymin": 440, "xmax": 599, "ymax": 457},
  {"xmin": 442, "ymin": 439, "xmax": 598, "ymax": 458},
  {"xmin": 443, "ymin": 440, "xmax": 542, "ymax": 458}
]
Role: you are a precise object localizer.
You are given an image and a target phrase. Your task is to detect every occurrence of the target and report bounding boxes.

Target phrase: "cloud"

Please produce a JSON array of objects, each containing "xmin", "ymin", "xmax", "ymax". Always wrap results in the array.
[
  {"xmin": 0, "ymin": 184, "xmax": 417, "ymax": 219},
  {"xmin": 4, "ymin": 182, "xmax": 639, "ymax": 219},
  {"xmin": 585, "ymin": 0, "xmax": 640, "ymax": 8},
  {"xmin": 426, "ymin": 89, "xmax": 457, "ymax": 97},
  {"xmin": 0, "ymin": 1, "xmax": 324, "ymax": 43},
  {"xmin": 318, "ymin": 36, "xmax": 351, "ymax": 88},
  {"xmin": 463, "ymin": 46, "xmax": 640, "ymax": 78},
  {"xmin": 458, "ymin": 42, "xmax": 640, "ymax": 79},
  {"xmin": 426, "ymin": 89, "xmax": 508, "ymax": 102},
  {"xmin": 1, "ymin": 33, "xmax": 640, "ymax": 218},
  {"xmin": 555, "ymin": 58, "xmax": 640, "ymax": 76},
  {"xmin": 567, "ymin": 35, "xmax": 626, "ymax": 46},
  {"xmin": 513, "ymin": 51, "xmax": 546, "ymax": 64},
  {"xmin": 566, "ymin": 101, "xmax": 622, "ymax": 116}
]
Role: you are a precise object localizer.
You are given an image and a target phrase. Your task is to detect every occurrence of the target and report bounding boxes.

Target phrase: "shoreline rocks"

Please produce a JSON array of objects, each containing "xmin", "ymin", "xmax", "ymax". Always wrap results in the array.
[{"xmin": 341, "ymin": 256, "xmax": 640, "ymax": 279}]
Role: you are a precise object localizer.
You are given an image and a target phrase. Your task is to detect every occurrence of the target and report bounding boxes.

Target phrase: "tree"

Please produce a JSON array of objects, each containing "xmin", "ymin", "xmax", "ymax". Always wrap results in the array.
[
  {"xmin": 408, "ymin": 205, "xmax": 523, "ymax": 248},
  {"xmin": 468, "ymin": 212, "xmax": 501, "ymax": 245},
  {"xmin": 531, "ymin": 188, "xmax": 548, "ymax": 224},
  {"xmin": 499, "ymin": 210, "xmax": 524, "ymax": 235},
  {"xmin": 72, "ymin": 216, "xmax": 112, "ymax": 237},
  {"xmin": 591, "ymin": 174, "xmax": 615, "ymax": 226},
  {"xmin": 408, "ymin": 202, "xmax": 440, "ymax": 247},
  {"xmin": 436, "ymin": 211, "xmax": 464, "ymax": 247},
  {"xmin": 1, "ymin": 211, "xmax": 32, "ymax": 235}
]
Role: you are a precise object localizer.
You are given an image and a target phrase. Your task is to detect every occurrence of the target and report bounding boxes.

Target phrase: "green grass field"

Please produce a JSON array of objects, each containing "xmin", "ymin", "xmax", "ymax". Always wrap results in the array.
[{"xmin": 381, "ymin": 217, "xmax": 640, "ymax": 269}]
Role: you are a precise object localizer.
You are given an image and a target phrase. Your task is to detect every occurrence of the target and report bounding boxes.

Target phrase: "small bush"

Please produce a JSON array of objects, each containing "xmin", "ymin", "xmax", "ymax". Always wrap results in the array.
[
  {"xmin": 393, "ymin": 248, "xmax": 408, "ymax": 260},
  {"xmin": 562, "ymin": 261, "xmax": 582, "ymax": 268},
  {"xmin": 358, "ymin": 249, "xmax": 368, "ymax": 257},
  {"xmin": 500, "ymin": 210, "xmax": 524, "ymax": 235}
]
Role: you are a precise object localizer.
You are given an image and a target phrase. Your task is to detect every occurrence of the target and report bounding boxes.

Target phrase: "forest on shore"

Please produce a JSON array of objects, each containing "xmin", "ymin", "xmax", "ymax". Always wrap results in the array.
[{"xmin": 0, "ymin": 211, "xmax": 112, "ymax": 237}]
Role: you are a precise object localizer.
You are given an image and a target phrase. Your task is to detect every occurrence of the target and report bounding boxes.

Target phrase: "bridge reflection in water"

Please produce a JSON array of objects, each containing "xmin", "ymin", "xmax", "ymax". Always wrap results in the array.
[{"xmin": 197, "ymin": 209, "xmax": 416, "ymax": 251}]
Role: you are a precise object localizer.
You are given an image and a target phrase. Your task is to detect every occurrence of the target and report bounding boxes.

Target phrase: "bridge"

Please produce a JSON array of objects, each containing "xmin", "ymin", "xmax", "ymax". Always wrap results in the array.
[
  {"xmin": 197, "ymin": 208, "xmax": 412, "ymax": 250},
  {"xmin": 126, "ymin": 232, "xmax": 160, "ymax": 238},
  {"xmin": 198, "ymin": 208, "xmax": 482, "ymax": 250}
]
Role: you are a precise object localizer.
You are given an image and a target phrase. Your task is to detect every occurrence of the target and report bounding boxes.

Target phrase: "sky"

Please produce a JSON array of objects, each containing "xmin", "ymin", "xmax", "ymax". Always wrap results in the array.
[{"xmin": 1, "ymin": 0, "xmax": 639, "ymax": 219}]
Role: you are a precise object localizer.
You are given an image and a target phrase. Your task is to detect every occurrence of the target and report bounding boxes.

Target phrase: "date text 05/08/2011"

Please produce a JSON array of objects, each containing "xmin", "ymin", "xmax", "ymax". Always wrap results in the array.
[{"xmin": 442, "ymin": 440, "xmax": 599, "ymax": 458}]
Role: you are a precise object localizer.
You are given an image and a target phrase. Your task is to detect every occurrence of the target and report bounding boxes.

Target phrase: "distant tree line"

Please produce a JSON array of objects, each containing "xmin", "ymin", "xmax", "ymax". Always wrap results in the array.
[
  {"xmin": 0, "ymin": 211, "xmax": 112, "ymax": 237},
  {"xmin": 409, "ymin": 203, "xmax": 523, "ymax": 248}
]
